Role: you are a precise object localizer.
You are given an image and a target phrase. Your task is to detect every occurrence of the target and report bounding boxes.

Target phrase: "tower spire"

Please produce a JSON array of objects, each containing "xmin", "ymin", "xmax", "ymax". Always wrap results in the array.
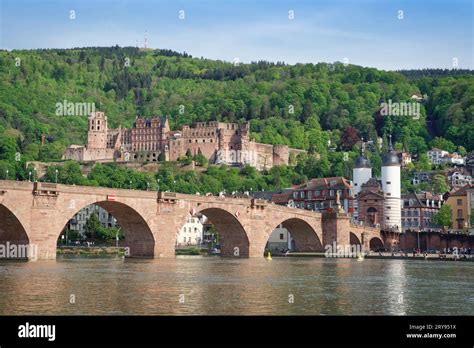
[{"xmin": 388, "ymin": 134, "xmax": 393, "ymax": 151}]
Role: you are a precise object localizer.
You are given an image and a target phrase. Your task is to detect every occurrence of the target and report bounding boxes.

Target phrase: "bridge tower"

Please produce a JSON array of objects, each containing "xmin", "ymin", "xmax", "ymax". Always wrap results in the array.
[
  {"xmin": 381, "ymin": 135, "xmax": 401, "ymax": 230},
  {"xmin": 352, "ymin": 142, "xmax": 372, "ymax": 220}
]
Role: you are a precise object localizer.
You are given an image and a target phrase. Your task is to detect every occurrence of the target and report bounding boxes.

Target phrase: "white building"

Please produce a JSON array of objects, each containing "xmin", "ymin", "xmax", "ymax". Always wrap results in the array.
[
  {"xmin": 381, "ymin": 137, "xmax": 402, "ymax": 230},
  {"xmin": 427, "ymin": 148, "xmax": 450, "ymax": 165},
  {"xmin": 176, "ymin": 215, "xmax": 204, "ymax": 246},
  {"xmin": 266, "ymin": 225, "xmax": 294, "ymax": 251},
  {"xmin": 448, "ymin": 170, "xmax": 472, "ymax": 187},
  {"xmin": 427, "ymin": 148, "xmax": 465, "ymax": 166},
  {"xmin": 444, "ymin": 153, "xmax": 465, "ymax": 166},
  {"xmin": 67, "ymin": 204, "xmax": 117, "ymax": 236}
]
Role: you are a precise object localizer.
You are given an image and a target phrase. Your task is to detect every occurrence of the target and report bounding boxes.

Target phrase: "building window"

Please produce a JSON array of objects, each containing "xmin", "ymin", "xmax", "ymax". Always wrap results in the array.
[
  {"xmin": 386, "ymin": 181, "xmax": 391, "ymax": 184},
  {"xmin": 300, "ymin": 191, "xmax": 305, "ymax": 198},
  {"xmin": 457, "ymin": 199, "xmax": 462, "ymax": 206},
  {"xmin": 308, "ymin": 191, "xmax": 312, "ymax": 199},
  {"xmin": 280, "ymin": 233, "xmax": 284, "ymax": 240},
  {"xmin": 457, "ymin": 209, "xmax": 463, "ymax": 218}
]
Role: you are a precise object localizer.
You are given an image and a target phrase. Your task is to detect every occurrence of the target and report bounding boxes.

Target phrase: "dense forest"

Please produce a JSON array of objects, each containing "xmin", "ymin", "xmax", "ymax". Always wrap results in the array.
[{"xmin": 0, "ymin": 46, "xmax": 473, "ymax": 193}]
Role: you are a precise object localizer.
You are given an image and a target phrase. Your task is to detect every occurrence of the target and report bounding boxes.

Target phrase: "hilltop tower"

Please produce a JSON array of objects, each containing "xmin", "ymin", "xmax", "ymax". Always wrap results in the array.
[
  {"xmin": 87, "ymin": 111, "xmax": 108, "ymax": 149},
  {"xmin": 352, "ymin": 142, "xmax": 372, "ymax": 220},
  {"xmin": 381, "ymin": 135, "xmax": 401, "ymax": 230}
]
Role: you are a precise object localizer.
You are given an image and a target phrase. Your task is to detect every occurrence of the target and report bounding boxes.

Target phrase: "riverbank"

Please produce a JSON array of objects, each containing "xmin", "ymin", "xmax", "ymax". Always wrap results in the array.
[
  {"xmin": 175, "ymin": 247, "xmax": 209, "ymax": 256},
  {"xmin": 57, "ymin": 246, "xmax": 126, "ymax": 256},
  {"xmin": 284, "ymin": 252, "xmax": 474, "ymax": 262}
]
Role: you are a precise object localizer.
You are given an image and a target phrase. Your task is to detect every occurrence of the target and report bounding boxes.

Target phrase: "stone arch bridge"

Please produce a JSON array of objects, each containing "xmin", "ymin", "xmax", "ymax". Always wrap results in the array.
[{"xmin": 0, "ymin": 180, "xmax": 386, "ymax": 260}]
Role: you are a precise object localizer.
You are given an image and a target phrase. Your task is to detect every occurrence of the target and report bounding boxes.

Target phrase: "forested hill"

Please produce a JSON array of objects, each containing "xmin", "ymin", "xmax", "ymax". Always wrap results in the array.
[{"xmin": 0, "ymin": 46, "xmax": 473, "ymax": 167}]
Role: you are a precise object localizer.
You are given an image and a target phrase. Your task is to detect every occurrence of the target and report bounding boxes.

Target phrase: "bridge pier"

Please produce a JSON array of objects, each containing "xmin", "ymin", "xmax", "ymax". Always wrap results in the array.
[{"xmin": 322, "ymin": 212, "xmax": 350, "ymax": 248}]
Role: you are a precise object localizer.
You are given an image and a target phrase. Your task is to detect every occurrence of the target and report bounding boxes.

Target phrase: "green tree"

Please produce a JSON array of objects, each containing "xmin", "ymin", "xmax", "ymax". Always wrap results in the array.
[
  {"xmin": 432, "ymin": 204, "xmax": 452, "ymax": 232},
  {"xmin": 84, "ymin": 212, "xmax": 101, "ymax": 241},
  {"xmin": 158, "ymin": 152, "xmax": 166, "ymax": 162},
  {"xmin": 431, "ymin": 174, "xmax": 450, "ymax": 194},
  {"xmin": 194, "ymin": 153, "xmax": 208, "ymax": 167},
  {"xmin": 430, "ymin": 137, "xmax": 456, "ymax": 152}
]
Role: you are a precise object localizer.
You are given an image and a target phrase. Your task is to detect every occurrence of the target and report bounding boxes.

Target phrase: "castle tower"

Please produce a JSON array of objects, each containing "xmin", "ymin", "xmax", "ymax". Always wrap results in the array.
[
  {"xmin": 381, "ymin": 135, "xmax": 401, "ymax": 230},
  {"xmin": 352, "ymin": 142, "xmax": 372, "ymax": 220},
  {"xmin": 87, "ymin": 111, "xmax": 108, "ymax": 149}
]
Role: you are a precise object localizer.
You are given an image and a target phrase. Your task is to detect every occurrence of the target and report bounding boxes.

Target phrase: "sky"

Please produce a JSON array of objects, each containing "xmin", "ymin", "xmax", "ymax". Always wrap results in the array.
[{"xmin": 0, "ymin": 0, "xmax": 472, "ymax": 70}]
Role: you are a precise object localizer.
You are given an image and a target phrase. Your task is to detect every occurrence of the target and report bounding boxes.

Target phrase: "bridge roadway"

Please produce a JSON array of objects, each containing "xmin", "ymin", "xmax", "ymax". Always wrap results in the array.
[{"xmin": 0, "ymin": 180, "xmax": 386, "ymax": 260}]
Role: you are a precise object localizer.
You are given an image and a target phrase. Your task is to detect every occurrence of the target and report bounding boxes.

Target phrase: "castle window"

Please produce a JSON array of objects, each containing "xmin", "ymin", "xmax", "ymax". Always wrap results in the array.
[
  {"xmin": 210, "ymin": 139, "xmax": 213, "ymax": 143},
  {"xmin": 195, "ymin": 140, "xmax": 198, "ymax": 143},
  {"xmin": 189, "ymin": 140, "xmax": 192, "ymax": 143},
  {"xmin": 203, "ymin": 139, "xmax": 205, "ymax": 142},
  {"xmin": 97, "ymin": 126, "xmax": 100, "ymax": 130}
]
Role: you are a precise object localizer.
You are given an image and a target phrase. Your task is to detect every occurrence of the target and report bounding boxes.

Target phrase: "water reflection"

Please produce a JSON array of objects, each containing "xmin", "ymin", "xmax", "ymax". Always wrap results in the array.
[{"xmin": 0, "ymin": 256, "xmax": 472, "ymax": 315}]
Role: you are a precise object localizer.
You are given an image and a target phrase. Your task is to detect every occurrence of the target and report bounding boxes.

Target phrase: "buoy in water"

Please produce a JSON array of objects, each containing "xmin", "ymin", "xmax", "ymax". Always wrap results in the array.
[{"xmin": 266, "ymin": 251, "xmax": 272, "ymax": 261}]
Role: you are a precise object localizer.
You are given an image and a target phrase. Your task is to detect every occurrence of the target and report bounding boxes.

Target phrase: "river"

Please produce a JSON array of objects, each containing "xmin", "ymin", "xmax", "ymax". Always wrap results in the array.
[{"xmin": 0, "ymin": 256, "xmax": 472, "ymax": 315}]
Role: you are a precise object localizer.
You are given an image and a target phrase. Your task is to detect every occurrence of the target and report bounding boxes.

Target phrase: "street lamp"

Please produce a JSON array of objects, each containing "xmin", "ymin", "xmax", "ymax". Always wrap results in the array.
[
  {"xmin": 116, "ymin": 227, "xmax": 121, "ymax": 248},
  {"xmin": 28, "ymin": 171, "xmax": 31, "ymax": 182},
  {"xmin": 55, "ymin": 169, "xmax": 58, "ymax": 184},
  {"xmin": 129, "ymin": 180, "xmax": 132, "ymax": 190},
  {"xmin": 173, "ymin": 180, "xmax": 176, "ymax": 192},
  {"xmin": 33, "ymin": 168, "xmax": 37, "ymax": 182},
  {"xmin": 157, "ymin": 179, "xmax": 160, "ymax": 192},
  {"xmin": 5, "ymin": 169, "xmax": 8, "ymax": 180},
  {"xmin": 147, "ymin": 182, "xmax": 150, "ymax": 191}
]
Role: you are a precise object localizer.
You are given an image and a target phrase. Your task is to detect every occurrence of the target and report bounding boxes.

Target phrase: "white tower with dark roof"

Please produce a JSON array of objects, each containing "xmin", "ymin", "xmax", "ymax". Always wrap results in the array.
[
  {"xmin": 381, "ymin": 135, "xmax": 401, "ymax": 230},
  {"xmin": 352, "ymin": 142, "xmax": 372, "ymax": 220}
]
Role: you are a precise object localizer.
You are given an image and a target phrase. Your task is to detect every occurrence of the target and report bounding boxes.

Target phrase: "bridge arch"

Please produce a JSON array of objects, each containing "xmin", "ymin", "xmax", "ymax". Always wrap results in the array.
[
  {"xmin": 197, "ymin": 207, "xmax": 250, "ymax": 257},
  {"xmin": 265, "ymin": 217, "xmax": 323, "ymax": 255},
  {"xmin": 349, "ymin": 232, "xmax": 362, "ymax": 246},
  {"xmin": 369, "ymin": 236, "xmax": 385, "ymax": 251},
  {"xmin": 60, "ymin": 200, "xmax": 155, "ymax": 257},
  {"xmin": 0, "ymin": 204, "xmax": 30, "ymax": 256}
]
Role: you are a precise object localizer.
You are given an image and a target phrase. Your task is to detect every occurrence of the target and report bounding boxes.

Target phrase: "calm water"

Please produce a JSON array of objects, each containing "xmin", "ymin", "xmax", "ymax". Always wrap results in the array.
[{"xmin": 0, "ymin": 256, "xmax": 473, "ymax": 315}]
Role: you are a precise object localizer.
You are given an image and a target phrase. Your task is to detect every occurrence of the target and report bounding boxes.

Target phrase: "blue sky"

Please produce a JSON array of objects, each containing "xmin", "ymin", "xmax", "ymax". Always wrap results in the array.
[{"xmin": 1, "ymin": 0, "xmax": 472, "ymax": 70}]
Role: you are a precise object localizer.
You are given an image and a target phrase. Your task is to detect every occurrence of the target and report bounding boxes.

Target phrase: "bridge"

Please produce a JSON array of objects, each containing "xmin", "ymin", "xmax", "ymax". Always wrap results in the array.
[{"xmin": 0, "ymin": 180, "xmax": 387, "ymax": 260}]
